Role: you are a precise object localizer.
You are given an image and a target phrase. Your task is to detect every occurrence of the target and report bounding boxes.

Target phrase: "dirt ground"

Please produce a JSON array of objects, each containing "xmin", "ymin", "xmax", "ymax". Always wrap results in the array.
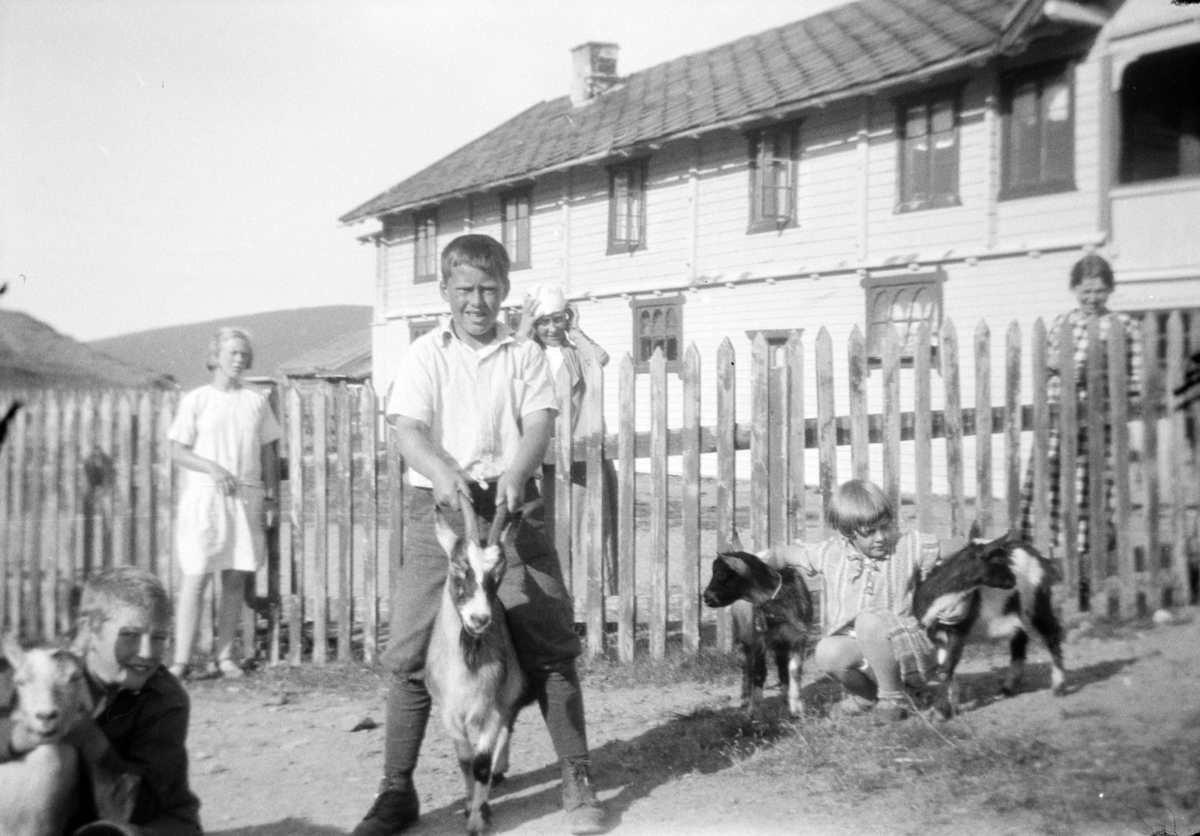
[{"xmin": 188, "ymin": 606, "xmax": 1200, "ymax": 836}]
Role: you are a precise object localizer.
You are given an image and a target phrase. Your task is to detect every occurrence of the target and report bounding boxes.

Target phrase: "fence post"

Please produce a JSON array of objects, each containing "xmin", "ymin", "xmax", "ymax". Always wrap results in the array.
[
  {"xmin": 1030, "ymin": 319, "xmax": 1051, "ymax": 555},
  {"xmin": 617, "ymin": 354, "xmax": 636, "ymax": 662},
  {"xmin": 974, "ymin": 321, "xmax": 993, "ymax": 534},
  {"xmin": 715, "ymin": 339, "xmax": 736, "ymax": 653},
  {"xmin": 1059, "ymin": 318, "xmax": 1081, "ymax": 617},
  {"xmin": 848, "ymin": 326, "xmax": 869, "ymax": 481},
  {"xmin": 584, "ymin": 360, "xmax": 605, "ymax": 659},
  {"xmin": 1166, "ymin": 311, "xmax": 1190, "ymax": 607},
  {"xmin": 915, "ymin": 322, "xmax": 934, "ymax": 532},
  {"xmin": 1004, "ymin": 321, "xmax": 1022, "ymax": 534},
  {"xmin": 21, "ymin": 394, "xmax": 42, "ymax": 639},
  {"xmin": 940, "ymin": 320, "xmax": 965, "ymax": 538},
  {"xmin": 311, "ymin": 385, "xmax": 329, "ymax": 665},
  {"xmin": 360, "ymin": 383, "xmax": 380, "ymax": 663},
  {"xmin": 681, "ymin": 344, "xmax": 701, "ymax": 654},
  {"xmin": 1108, "ymin": 323, "xmax": 1131, "ymax": 618},
  {"xmin": 880, "ymin": 326, "xmax": 901, "ymax": 516},
  {"xmin": 334, "ymin": 383, "xmax": 353, "ymax": 663},
  {"xmin": 816, "ymin": 328, "xmax": 836, "ymax": 533},
  {"xmin": 135, "ymin": 391, "xmax": 154, "ymax": 570},
  {"xmin": 751, "ymin": 334, "xmax": 770, "ymax": 555},
  {"xmin": 554, "ymin": 365, "xmax": 574, "ymax": 601},
  {"xmin": 42, "ymin": 391, "xmax": 62, "ymax": 639},
  {"xmin": 648, "ymin": 349, "xmax": 668, "ymax": 661}
]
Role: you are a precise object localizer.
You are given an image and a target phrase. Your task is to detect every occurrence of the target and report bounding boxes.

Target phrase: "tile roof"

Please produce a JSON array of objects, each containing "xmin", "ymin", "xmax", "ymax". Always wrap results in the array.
[{"xmin": 341, "ymin": 0, "xmax": 1029, "ymax": 224}]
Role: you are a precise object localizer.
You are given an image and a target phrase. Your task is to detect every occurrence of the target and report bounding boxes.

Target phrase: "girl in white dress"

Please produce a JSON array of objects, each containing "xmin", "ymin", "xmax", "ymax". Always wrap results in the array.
[{"xmin": 168, "ymin": 328, "xmax": 281, "ymax": 678}]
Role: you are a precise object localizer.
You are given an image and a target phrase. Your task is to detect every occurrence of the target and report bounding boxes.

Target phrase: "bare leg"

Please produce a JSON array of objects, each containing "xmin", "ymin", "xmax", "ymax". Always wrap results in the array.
[
  {"xmin": 173, "ymin": 574, "xmax": 209, "ymax": 669},
  {"xmin": 215, "ymin": 569, "xmax": 249, "ymax": 664}
]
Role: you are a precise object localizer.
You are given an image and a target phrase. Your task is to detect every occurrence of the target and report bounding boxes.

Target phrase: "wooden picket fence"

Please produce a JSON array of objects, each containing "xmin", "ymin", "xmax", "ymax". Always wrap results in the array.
[{"xmin": 2, "ymin": 311, "xmax": 1198, "ymax": 665}]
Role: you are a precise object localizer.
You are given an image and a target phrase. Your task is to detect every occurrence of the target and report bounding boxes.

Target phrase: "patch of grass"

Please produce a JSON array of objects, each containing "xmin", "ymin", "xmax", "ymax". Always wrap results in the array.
[{"xmin": 578, "ymin": 647, "xmax": 742, "ymax": 690}]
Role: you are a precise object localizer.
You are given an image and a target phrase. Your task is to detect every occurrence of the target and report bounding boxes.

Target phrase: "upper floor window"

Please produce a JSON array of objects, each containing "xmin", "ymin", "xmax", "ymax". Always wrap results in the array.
[
  {"xmin": 1119, "ymin": 44, "xmax": 1200, "ymax": 184},
  {"xmin": 501, "ymin": 188, "xmax": 532, "ymax": 270},
  {"xmin": 747, "ymin": 124, "xmax": 798, "ymax": 233},
  {"xmin": 861, "ymin": 272, "xmax": 944, "ymax": 366},
  {"xmin": 631, "ymin": 295, "xmax": 683, "ymax": 373},
  {"xmin": 1001, "ymin": 62, "xmax": 1075, "ymax": 199},
  {"xmin": 896, "ymin": 92, "xmax": 960, "ymax": 212},
  {"xmin": 413, "ymin": 209, "xmax": 438, "ymax": 284},
  {"xmin": 608, "ymin": 161, "xmax": 647, "ymax": 255}
]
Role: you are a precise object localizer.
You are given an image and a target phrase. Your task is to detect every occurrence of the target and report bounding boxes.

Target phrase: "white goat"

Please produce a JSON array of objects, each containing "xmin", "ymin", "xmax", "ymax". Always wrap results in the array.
[
  {"xmin": 0, "ymin": 633, "xmax": 93, "ymax": 836},
  {"xmin": 425, "ymin": 498, "xmax": 528, "ymax": 836}
]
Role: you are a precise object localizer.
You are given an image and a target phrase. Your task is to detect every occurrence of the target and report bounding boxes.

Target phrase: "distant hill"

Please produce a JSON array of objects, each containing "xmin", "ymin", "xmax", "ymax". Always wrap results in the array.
[{"xmin": 90, "ymin": 306, "xmax": 373, "ymax": 390}]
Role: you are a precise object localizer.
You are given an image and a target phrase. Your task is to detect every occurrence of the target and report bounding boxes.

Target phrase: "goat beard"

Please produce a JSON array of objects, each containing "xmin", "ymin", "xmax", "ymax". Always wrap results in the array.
[{"xmin": 458, "ymin": 626, "xmax": 489, "ymax": 670}]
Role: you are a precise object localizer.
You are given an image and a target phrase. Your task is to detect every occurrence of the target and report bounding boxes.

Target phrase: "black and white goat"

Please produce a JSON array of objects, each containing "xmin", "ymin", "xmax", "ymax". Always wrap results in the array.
[
  {"xmin": 912, "ymin": 526, "xmax": 1067, "ymax": 716},
  {"xmin": 426, "ymin": 497, "xmax": 529, "ymax": 836},
  {"xmin": 702, "ymin": 546, "xmax": 814, "ymax": 717}
]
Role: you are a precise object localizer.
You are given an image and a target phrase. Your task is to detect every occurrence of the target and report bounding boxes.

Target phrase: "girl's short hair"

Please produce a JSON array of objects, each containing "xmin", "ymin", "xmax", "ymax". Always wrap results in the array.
[
  {"xmin": 826, "ymin": 479, "xmax": 895, "ymax": 538},
  {"xmin": 205, "ymin": 327, "xmax": 254, "ymax": 371},
  {"xmin": 1069, "ymin": 254, "xmax": 1114, "ymax": 290},
  {"xmin": 440, "ymin": 234, "xmax": 511, "ymax": 298},
  {"xmin": 78, "ymin": 566, "xmax": 173, "ymax": 633}
]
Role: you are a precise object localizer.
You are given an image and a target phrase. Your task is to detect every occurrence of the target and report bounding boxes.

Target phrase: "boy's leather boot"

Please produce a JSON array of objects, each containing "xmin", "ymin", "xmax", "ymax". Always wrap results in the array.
[
  {"xmin": 351, "ymin": 772, "xmax": 420, "ymax": 836},
  {"xmin": 561, "ymin": 758, "xmax": 604, "ymax": 835}
]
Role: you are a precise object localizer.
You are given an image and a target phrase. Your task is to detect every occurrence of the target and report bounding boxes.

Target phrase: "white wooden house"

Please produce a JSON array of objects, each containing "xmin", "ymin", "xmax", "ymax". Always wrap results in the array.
[{"xmin": 341, "ymin": 0, "xmax": 1200, "ymax": 488}]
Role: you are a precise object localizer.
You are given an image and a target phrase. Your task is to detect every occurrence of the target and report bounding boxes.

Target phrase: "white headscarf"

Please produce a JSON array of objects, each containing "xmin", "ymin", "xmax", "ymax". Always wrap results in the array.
[{"xmin": 528, "ymin": 283, "xmax": 568, "ymax": 320}]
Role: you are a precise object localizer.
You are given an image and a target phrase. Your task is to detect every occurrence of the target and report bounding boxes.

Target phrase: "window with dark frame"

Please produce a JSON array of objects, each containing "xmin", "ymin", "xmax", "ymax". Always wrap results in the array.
[
  {"xmin": 747, "ymin": 124, "xmax": 798, "ymax": 233},
  {"xmin": 631, "ymin": 295, "xmax": 683, "ymax": 373},
  {"xmin": 1119, "ymin": 44, "xmax": 1200, "ymax": 184},
  {"xmin": 1001, "ymin": 62, "xmax": 1075, "ymax": 199},
  {"xmin": 608, "ymin": 161, "xmax": 647, "ymax": 254},
  {"xmin": 413, "ymin": 209, "xmax": 438, "ymax": 283},
  {"xmin": 861, "ymin": 272, "xmax": 944, "ymax": 365},
  {"xmin": 501, "ymin": 188, "xmax": 532, "ymax": 270},
  {"xmin": 896, "ymin": 91, "xmax": 961, "ymax": 212}
]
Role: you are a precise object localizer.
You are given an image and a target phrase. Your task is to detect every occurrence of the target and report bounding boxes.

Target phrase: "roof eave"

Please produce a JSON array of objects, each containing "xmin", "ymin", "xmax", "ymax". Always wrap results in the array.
[{"xmin": 341, "ymin": 42, "xmax": 1007, "ymax": 226}]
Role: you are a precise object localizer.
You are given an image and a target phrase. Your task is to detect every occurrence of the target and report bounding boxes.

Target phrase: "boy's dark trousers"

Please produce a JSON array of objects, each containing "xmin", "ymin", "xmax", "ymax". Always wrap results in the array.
[{"xmin": 380, "ymin": 480, "xmax": 589, "ymax": 781}]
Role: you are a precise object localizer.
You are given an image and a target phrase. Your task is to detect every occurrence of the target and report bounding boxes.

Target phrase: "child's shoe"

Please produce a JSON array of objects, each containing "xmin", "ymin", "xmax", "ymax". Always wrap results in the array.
[{"xmin": 837, "ymin": 694, "xmax": 876, "ymax": 717}]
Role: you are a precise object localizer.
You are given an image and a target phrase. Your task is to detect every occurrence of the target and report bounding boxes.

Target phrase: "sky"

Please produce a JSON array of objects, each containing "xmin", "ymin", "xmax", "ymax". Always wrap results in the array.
[{"xmin": 1, "ymin": 0, "xmax": 848, "ymax": 342}]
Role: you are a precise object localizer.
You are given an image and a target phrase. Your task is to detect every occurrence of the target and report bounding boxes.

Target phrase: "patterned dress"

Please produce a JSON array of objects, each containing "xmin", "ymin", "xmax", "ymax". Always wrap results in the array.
[
  {"xmin": 786, "ymin": 530, "xmax": 942, "ymax": 687},
  {"xmin": 1019, "ymin": 308, "xmax": 1142, "ymax": 559}
]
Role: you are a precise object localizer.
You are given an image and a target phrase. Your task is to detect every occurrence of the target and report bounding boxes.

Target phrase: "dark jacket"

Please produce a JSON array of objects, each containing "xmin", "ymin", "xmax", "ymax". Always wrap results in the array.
[{"xmin": 1, "ymin": 666, "xmax": 202, "ymax": 836}]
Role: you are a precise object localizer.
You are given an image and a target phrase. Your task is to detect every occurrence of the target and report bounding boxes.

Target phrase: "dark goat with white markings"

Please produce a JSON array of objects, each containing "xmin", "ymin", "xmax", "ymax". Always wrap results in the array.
[
  {"xmin": 702, "ymin": 545, "xmax": 814, "ymax": 717},
  {"xmin": 912, "ymin": 526, "xmax": 1066, "ymax": 716}
]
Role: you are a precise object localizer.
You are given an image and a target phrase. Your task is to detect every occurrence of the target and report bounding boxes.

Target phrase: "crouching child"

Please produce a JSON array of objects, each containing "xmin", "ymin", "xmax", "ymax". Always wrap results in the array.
[
  {"xmin": 1, "ymin": 566, "xmax": 203, "ymax": 835},
  {"xmin": 769, "ymin": 479, "xmax": 964, "ymax": 721}
]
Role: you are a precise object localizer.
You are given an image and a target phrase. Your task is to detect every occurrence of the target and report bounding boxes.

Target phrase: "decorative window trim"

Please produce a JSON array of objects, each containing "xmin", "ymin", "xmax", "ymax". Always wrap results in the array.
[
  {"xmin": 747, "ymin": 123, "xmax": 800, "ymax": 234},
  {"xmin": 861, "ymin": 271, "xmax": 946, "ymax": 368},
  {"xmin": 607, "ymin": 160, "xmax": 648, "ymax": 255},
  {"xmin": 413, "ymin": 208, "xmax": 439, "ymax": 284},
  {"xmin": 501, "ymin": 187, "xmax": 533, "ymax": 270},
  {"xmin": 631, "ymin": 294, "xmax": 684, "ymax": 373},
  {"xmin": 894, "ymin": 85, "xmax": 963, "ymax": 213},
  {"xmin": 999, "ymin": 61, "xmax": 1077, "ymax": 200}
]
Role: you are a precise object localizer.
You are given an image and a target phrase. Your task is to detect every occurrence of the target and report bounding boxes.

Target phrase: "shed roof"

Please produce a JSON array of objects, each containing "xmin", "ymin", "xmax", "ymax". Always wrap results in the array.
[
  {"xmin": 276, "ymin": 327, "xmax": 372, "ymax": 381},
  {"xmin": 0, "ymin": 310, "xmax": 175, "ymax": 390},
  {"xmin": 342, "ymin": 0, "xmax": 1042, "ymax": 224}
]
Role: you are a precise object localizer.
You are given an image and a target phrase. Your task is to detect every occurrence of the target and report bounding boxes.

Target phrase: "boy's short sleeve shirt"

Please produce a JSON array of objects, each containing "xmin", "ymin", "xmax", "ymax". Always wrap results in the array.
[{"xmin": 387, "ymin": 320, "xmax": 557, "ymax": 488}]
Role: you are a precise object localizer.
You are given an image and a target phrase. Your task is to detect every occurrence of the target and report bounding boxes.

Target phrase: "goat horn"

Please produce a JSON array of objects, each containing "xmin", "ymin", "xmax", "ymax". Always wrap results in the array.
[
  {"xmin": 458, "ymin": 492, "xmax": 481, "ymax": 547},
  {"xmin": 487, "ymin": 503, "xmax": 509, "ymax": 547}
]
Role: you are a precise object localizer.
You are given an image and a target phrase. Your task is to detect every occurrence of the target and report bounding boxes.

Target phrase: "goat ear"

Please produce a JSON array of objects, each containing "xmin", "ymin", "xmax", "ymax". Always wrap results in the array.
[
  {"xmin": 0, "ymin": 632, "xmax": 23, "ymax": 667},
  {"xmin": 434, "ymin": 509, "xmax": 460, "ymax": 558}
]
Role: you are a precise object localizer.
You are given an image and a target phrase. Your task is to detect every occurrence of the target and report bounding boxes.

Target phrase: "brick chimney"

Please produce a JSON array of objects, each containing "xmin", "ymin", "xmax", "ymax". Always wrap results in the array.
[{"xmin": 570, "ymin": 42, "xmax": 619, "ymax": 106}]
